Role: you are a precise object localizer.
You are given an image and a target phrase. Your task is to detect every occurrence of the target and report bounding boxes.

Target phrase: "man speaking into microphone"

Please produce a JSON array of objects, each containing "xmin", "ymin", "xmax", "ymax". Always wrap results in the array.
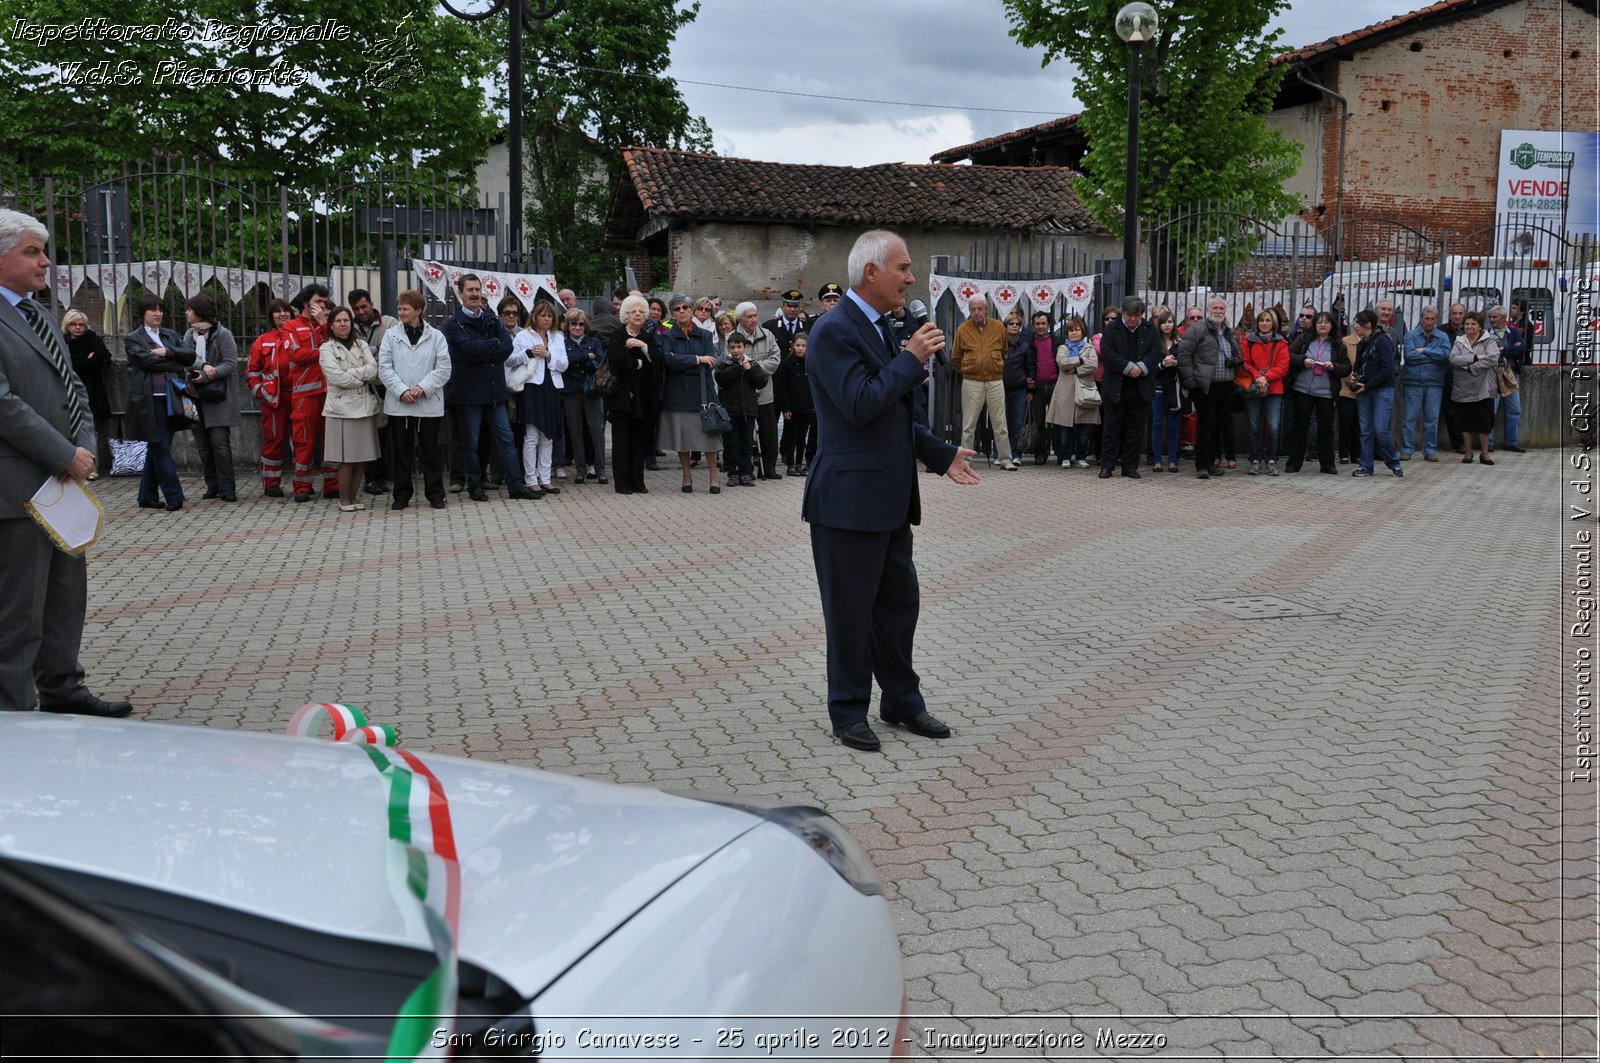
[{"xmin": 803, "ymin": 230, "xmax": 980, "ymax": 753}]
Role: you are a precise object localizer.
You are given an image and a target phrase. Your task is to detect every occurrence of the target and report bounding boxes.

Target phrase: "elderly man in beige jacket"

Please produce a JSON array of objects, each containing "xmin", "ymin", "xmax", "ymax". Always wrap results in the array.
[{"xmin": 952, "ymin": 296, "xmax": 1017, "ymax": 470}]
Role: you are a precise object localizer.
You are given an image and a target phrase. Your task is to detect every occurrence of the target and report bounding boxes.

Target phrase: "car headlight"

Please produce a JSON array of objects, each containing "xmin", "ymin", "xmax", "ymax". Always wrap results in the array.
[{"xmin": 678, "ymin": 793, "xmax": 885, "ymax": 897}]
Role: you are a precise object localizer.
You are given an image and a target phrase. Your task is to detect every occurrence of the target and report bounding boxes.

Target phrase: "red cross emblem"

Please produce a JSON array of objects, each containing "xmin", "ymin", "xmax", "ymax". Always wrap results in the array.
[
  {"xmin": 957, "ymin": 282, "xmax": 980, "ymax": 302},
  {"xmin": 996, "ymin": 285, "xmax": 1017, "ymax": 303},
  {"xmin": 425, "ymin": 262, "xmax": 444, "ymax": 282},
  {"xmin": 1068, "ymin": 280, "xmax": 1091, "ymax": 301},
  {"xmin": 515, "ymin": 278, "xmax": 533, "ymax": 298},
  {"xmin": 930, "ymin": 277, "xmax": 945, "ymax": 298},
  {"xmin": 482, "ymin": 274, "xmax": 502, "ymax": 298}
]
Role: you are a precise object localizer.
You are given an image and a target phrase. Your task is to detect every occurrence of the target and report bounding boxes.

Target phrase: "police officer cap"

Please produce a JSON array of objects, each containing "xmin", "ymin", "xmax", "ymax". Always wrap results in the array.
[
  {"xmin": 818, "ymin": 282, "xmax": 844, "ymax": 300},
  {"xmin": 781, "ymin": 289, "xmax": 804, "ymax": 304}
]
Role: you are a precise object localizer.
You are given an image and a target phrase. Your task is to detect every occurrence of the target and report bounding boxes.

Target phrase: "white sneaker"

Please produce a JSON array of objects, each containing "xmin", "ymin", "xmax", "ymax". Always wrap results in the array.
[
  {"xmin": 1266, "ymin": 461, "xmax": 1279, "ymax": 477},
  {"xmin": 1075, "ymin": 459, "xmax": 1090, "ymax": 469},
  {"xmin": 587, "ymin": 465, "xmax": 597, "ymax": 477},
  {"xmin": 555, "ymin": 468, "xmax": 566, "ymax": 480},
  {"xmin": 1061, "ymin": 458, "xmax": 1072, "ymax": 468},
  {"xmin": 1004, "ymin": 459, "xmax": 1021, "ymax": 470}
]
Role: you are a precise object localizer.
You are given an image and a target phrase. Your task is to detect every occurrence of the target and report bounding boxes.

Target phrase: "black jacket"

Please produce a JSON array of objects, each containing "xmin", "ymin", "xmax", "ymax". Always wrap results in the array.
[
  {"xmin": 66, "ymin": 327, "xmax": 114, "ymax": 418},
  {"xmin": 1097, "ymin": 319, "xmax": 1161, "ymax": 403},
  {"xmin": 773, "ymin": 355, "xmax": 813, "ymax": 417},
  {"xmin": 659, "ymin": 324, "xmax": 715, "ymax": 413},
  {"xmin": 442, "ymin": 307, "xmax": 512, "ymax": 406},
  {"xmin": 605, "ymin": 327, "xmax": 663, "ymax": 423},
  {"xmin": 763, "ymin": 313, "xmax": 807, "ymax": 359},
  {"xmin": 123, "ymin": 325, "xmax": 196, "ymax": 441},
  {"xmin": 713, "ymin": 352, "xmax": 768, "ymax": 416}
]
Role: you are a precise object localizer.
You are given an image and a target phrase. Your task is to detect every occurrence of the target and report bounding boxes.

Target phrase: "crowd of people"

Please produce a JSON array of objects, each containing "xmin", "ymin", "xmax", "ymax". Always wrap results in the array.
[
  {"xmin": 965, "ymin": 293, "xmax": 1532, "ymax": 480},
  {"xmin": 58, "ymin": 275, "xmax": 1536, "ymax": 511}
]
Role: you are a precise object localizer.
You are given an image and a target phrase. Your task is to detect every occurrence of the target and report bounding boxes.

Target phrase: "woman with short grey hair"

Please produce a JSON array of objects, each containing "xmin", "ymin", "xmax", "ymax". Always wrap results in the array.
[{"xmin": 182, "ymin": 293, "xmax": 240, "ymax": 502}]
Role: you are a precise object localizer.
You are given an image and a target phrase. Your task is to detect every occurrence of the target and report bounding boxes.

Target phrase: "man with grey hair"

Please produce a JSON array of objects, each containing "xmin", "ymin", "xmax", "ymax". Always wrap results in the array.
[
  {"xmin": 0, "ymin": 209, "xmax": 131, "ymax": 717},
  {"xmin": 805, "ymin": 229, "xmax": 979, "ymax": 753},
  {"xmin": 734, "ymin": 301, "xmax": 782, "ymax": 479}
]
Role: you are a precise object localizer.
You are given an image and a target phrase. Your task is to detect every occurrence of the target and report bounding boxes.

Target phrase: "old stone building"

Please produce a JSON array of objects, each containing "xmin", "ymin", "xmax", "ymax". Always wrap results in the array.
[
  {"xmin": 602, "ymin": 148, "xmax": 1116, "ymax": 305},
  {"xmin": 933, "ymin": 0, "xmax": 1598, "ymax": 242}
]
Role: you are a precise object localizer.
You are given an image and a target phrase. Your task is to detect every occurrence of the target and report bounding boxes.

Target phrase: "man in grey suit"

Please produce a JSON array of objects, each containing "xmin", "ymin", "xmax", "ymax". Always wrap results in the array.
[{"xmin": 0, "ymin": 209, "xmax": 132, "ymax": 717}]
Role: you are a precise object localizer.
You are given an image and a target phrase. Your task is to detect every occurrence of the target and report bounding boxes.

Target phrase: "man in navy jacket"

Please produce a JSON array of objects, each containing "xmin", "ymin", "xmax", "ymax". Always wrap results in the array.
[
  {"xmin": 443, "ymin": 274, "xmax": 536, "ymax": 501},
  {"xmin": 803, "ymin": 230, "xmax": 979, "ymax": 752}
]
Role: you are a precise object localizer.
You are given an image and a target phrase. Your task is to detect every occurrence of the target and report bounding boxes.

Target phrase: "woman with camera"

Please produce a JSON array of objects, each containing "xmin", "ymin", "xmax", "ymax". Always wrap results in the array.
[
  {"xmin": 319, "ymin": 306, "xmax": 382, "ymax": 511},
  {"xmin": 181, "ymin": 294, "xmax": 240, "ymax": 502},
  {"xmin": 124, "ymin": 293, "xmax": 196, "ymax": 511},
  {"xmin": 1347, "ymin": 308, "xmax": 1402, "ymax": 478}
]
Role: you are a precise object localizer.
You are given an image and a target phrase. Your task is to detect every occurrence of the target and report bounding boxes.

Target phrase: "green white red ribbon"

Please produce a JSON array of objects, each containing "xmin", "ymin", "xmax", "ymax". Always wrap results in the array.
[{"xmin": 288, "ymin": 703, "xmax": 460, "ymax": 1060}]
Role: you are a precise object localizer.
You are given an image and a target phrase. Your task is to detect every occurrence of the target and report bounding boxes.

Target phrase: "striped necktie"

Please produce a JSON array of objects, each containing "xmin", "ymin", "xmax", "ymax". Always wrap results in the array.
[{"xmin": 18, "ymin": 298, "xmax": 85, "ymax": 439}]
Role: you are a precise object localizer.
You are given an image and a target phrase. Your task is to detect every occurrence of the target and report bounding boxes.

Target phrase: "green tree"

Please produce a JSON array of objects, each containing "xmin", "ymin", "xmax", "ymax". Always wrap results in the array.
[
  {"xmin": 0, "ymin": 0, "xmax": 499, "ymax": 183},
  {"xmin": 1003, "ymin": 0, "xmax": 1302, "ymax": 271},
  {"xmin": 503, "ymin": 0, "xmax": 711, "ymax": 291}
]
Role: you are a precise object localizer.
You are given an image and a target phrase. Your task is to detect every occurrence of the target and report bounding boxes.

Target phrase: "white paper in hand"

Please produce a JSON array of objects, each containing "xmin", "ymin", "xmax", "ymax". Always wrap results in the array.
[{"xmin": 26, "ymin": 477, "xmax": 105, "ymax": 555}]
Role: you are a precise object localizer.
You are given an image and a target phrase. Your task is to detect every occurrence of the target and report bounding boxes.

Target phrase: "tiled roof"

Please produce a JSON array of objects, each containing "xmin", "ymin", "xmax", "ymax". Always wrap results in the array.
[
  {"xmin": 1272, "ymin": 0, "xmax": 1518, "ymax": 66},
  {"xmin": 930, "ymin": 114, "xmax": 1082, "ymax": 165},
  {"xmin": 614, "ymin": 148, "xmax": 1102, "ymax": 236},
  {"xmin": 931, "ymin": 0, "xmax": 1532, "ymax": 165}
]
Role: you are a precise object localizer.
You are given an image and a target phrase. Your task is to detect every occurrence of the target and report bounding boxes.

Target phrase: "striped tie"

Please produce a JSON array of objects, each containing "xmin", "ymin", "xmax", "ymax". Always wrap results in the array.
[{"xmin": 18, "ymin": 298, "xmax": 85, "ymax": 439}]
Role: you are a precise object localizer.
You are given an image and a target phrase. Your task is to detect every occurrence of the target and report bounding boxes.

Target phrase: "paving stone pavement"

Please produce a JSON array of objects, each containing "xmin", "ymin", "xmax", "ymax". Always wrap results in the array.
[{"xmin": 81, "ymin": 449, "xmax": 1596, "ymax": 1060}]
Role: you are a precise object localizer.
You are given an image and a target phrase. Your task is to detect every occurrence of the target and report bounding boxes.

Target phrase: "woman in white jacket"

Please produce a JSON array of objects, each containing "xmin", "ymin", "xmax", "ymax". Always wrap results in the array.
[
  {"xmin": 320, "ymin": 306, "xmax": 382, "ymax": 511},
  {"xmin": 507, "ymin": 300, "xmax": 568, "ymax": 497},
  {"xmin": 377, "ymin": 290, "xmax": 452, "ymax": 510}
]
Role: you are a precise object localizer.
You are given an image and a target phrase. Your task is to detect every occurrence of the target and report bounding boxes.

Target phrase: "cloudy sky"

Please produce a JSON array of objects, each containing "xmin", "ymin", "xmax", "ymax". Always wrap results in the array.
[{"xmin": 668, "ymin": 0, "xmax": 1405, "ymax": 166}]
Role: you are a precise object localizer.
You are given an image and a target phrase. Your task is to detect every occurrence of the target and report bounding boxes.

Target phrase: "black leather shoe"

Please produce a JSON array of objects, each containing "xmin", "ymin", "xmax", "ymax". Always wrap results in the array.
[
  {"xmin": 40, "ymin": 694, "xmax": 133, "ymax": 718},
  {"xmin": 263, "ymin": 485, "xmax": 285, "ymax": 498},
  {"xmin": 1505, "ymin": 445, "xmax": 1526, "ymax": 453},
  {"xmin": 165, "ymin": 500, "xmax": 183, "ymax": 511},
  {"xmin": 834, "ymin": 721, "xmax": 882, "ymax": 751},
  {"xmin": 645, "ymin": 458, "xmax": 660, "ymax": 471},
  {"xmin": 509, "ymin": 487, "xmax": 541, "ymax": 500},
  {"xmin": 542, "ymin": 485, "xmax": 560, "ymax": 495},
  {"xmin": 881, "ymin": 711, "xmax": 951, "ymax": 739},
  {"xmin": 220, "ymin": 494, "xmax": 237, "ymax": 503},
  {"xmin": 138, "ymin": 500, "xmax": 162, "ymax": 509},
  {"xmin": 1097, "ymin": 469, "xmax": 1113, "ymax": 479},
  {"xmin": 467, "ymin": 487, "xmax": 489, "ymax": 502},
  {"xmin": 202, "ymin": 488, "xmax": 221, "ymax": 499},
  {"xmin": 391, "ymin": 499, "xmax": 409, "ymax": 510},
  {"xmin": 429, "ymin": 499, "xmax": 447, "ymax": 509},
  {"xmin": 293, "ymin": 491, "xmax": 312, "ymax": 503},
  {"xmin": 1121, "ymin": 470, "xmax": 1142, "ymax": 479}
]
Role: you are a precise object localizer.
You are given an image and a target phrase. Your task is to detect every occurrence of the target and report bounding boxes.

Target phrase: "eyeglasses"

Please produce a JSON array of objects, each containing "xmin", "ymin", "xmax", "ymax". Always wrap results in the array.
[
  {"xmin": 500, "ymin": 308, "xmax": 519, "ymax": 316},
  {"xmin": 1299, "ymin": 313, "xmax": 1314, "ymax": 320},
  {"xmin": 1186, "ymin": 314, "xmax": 1202, "ymax": 321}
]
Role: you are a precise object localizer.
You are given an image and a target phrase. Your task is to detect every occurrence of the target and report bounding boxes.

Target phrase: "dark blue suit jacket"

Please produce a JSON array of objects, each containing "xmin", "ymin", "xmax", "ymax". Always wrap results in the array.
[{"xmin": 803, "ymin": 294, "xmax": 957, "ymax": 531}]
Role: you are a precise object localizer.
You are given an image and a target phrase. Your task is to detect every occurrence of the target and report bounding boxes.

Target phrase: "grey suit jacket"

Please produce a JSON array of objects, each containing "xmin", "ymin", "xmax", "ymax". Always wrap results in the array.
[{"xmin": 0, "ymin": 296, "xmax": 95, "ymax": 519}]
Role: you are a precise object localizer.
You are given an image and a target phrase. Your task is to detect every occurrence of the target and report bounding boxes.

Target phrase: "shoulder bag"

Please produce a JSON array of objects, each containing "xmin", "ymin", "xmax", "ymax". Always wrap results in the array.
[
  {"xmin": 1075, "ymin": 369, "xmax": 1102, "ymax": 409},
  {"xmin": 1495, "ymin": 358, "xmax": 1519, "ymax": 397},
  {"xmin": 699, "ymin": 365, "xmax": 731, "ymax": 435}
]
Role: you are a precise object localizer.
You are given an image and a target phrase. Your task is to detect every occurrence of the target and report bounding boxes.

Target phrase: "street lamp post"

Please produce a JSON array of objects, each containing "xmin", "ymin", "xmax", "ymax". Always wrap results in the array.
[
  {"xmin": 1115, "ymin": 2, "xmax": 1158, "ymax": 296},
  {"xmin": 441, "ymin": 0, "xmax": 567, "ymax": 268}
]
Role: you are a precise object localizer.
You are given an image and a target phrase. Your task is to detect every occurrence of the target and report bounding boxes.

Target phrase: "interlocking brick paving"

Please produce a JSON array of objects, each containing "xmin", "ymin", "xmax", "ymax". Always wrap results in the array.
[{"xmin": 80, "ymin": 450, "xmax": 1595, "ymax": 1059}]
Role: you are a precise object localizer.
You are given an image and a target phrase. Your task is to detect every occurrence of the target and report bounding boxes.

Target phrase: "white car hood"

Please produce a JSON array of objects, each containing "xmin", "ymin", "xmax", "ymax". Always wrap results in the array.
[{"xmin": 0, "ymin": 715, "xmax": 759, "ymax": 997}]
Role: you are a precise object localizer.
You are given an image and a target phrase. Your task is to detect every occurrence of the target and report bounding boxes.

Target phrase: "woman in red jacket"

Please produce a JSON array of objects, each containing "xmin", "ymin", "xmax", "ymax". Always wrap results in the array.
[
  {"xmin": 1237, "ymin": 307, "xmax": 1290, "ymax": 476},
  {"xmin": 245, "ymin": 298, "xmax": 294, "ymax": 496}
]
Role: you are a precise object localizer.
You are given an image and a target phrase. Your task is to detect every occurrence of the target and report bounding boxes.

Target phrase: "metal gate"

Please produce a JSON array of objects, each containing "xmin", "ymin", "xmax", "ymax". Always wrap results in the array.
[{"xmin": 929, "ymin": 235, "xmax": 1110, "ymax": 448}]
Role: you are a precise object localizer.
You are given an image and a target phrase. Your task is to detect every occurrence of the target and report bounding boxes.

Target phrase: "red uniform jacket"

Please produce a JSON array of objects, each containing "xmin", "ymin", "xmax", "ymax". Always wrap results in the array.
[{"xmin": 246, "ymin": 327, "xmax": 291, "ymax": 407}]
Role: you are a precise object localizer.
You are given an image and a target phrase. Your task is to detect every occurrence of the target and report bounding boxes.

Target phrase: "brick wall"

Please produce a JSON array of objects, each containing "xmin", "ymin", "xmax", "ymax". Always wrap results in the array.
[{"xmin": 1304, "ymin": 0, "xmax": 1597, "ymax": 243}]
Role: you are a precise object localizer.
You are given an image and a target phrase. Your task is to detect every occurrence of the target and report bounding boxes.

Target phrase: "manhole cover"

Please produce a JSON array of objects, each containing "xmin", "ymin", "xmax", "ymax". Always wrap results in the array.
[{"xmin": 1203, "ymin": 595, "xmax": 1324, "ymax": 619}]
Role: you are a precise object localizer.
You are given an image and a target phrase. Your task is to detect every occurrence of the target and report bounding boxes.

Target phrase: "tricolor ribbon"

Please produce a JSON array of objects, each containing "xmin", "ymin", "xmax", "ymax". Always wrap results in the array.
[{"xmin": 288, "ymin": 704, "xmax": 461, "ymax": 1061}]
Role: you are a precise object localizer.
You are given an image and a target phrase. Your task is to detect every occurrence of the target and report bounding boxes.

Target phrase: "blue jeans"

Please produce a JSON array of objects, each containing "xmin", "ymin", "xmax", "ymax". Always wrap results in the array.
[
  {"xmin": 457, "ymin": 402, "xmax": 526, "ymax": 489},
  {"xmin": 1243, "ymin": 394, "xmax": 1282, "ymax": 463},
  {"xmin": 1356, "ymin": 387, "xmax": 1399, "ymax": 472},
  {"xmin": 1492, "ymin": 389, "xmax": 1522, "ymax": 448},
  {"xmin": 1005, "ymin": 388, "xmax": 1027, "ymax": 459},
  {"xmin": 139, "ymin": 408, "xmax": 183, "ymax": 505},
  {"xmin": 1400, "ymin": 382, "xmax": 1443, "ymax": 455},
  {"xmin": 1150, "ymin": 388, "xmax": 1180, "ymax": 465}
]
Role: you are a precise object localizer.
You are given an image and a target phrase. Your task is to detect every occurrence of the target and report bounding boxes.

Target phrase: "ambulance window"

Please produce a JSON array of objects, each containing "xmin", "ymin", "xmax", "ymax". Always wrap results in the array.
[{"xmin": 1458, "ymin": 286, "xmax": 1500, "ymax": 309}]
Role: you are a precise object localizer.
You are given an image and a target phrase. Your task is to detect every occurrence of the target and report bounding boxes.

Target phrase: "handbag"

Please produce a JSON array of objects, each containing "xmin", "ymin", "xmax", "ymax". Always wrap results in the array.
[
  {"xmin": 1075, "ymin": 373, "xmax": 1102, "ymax": 409},
  {"xmin": 592, "ymin": 359, "xmax": 619, "ymax": 397},
  {"xmin": 190, "ymin": 368, "xmax": 227, "ymax": 404},
  {"xmin": 166, "ymin": 375, "xmax": 199, "ymax": 425},
  {"xmin": 1495, "ymin": 360, "xmax": 1519, "ymax": 397},
  {"xmin": 1017, "ymin": 396, "xmax": 1041, "ymax": 454},
  {"xmin": 699, "ymin": 366, "xmax": 731, "ymax": 435}
]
